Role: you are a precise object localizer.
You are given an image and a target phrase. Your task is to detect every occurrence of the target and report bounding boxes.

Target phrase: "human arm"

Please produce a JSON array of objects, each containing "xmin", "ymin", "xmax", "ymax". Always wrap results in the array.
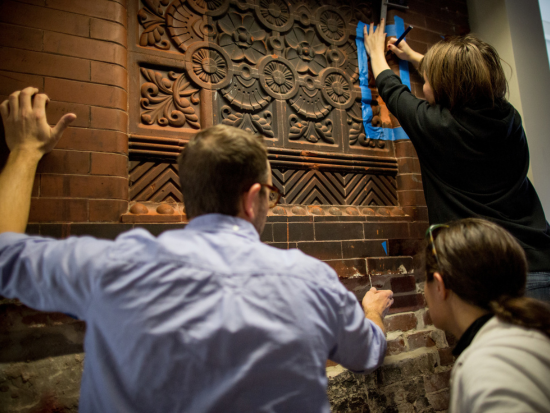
[
  {"xmin": 387, "ymin": 38, "xmax": 424, "ymax": 69},
  {"xmin": 328, "ymin": 286, "xmax": 393, "ymax": 373},
  {"xmin": 0, "ymin": 87, "xmax": 75, "ymax": 234}
]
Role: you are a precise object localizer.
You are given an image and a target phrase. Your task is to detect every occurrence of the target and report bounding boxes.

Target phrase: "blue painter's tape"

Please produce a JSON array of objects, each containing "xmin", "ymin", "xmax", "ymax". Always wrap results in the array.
[
  {"xmin": 356, "ymin": 16, "xmax": 411, "ymax": 141},
  {"xmin": 382, "ymin": 241, "xmax": 387, "ymax": 255}
]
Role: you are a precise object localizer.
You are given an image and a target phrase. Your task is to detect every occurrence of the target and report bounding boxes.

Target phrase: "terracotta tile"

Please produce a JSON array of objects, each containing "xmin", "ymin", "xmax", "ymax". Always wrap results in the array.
[
  {"xmin": 342, "ymin": 240, "xmax": 386, "ymax": 259},
  {"xmin": 91, "ymin": 61, "xmax": 127, "ymax": 89},
  {"xmin": 272, "ymin": 222, "xmax": 287, "ymax": 242},
  {"xmin": 397, "ymin": 190, "xmax": 427, "ymax": 207},
  {"xmin": 90, "ymin": 106, "xmax": 128, "ymax": 132},
  {"xmin": 40, "ymin": 174, "xmax": 128, "ymax": 199},
  {"xmin": 394, "ymin": 140, "xmax": 418, "ymax": 158},
  {"xmin": 90, "ymin": 18, "xmax": 127, "ymax": 47},
  {"xmin": 43, "ymin": 32, "xmax": 127, "ymax": 67},
  {"xmin": 46, "ymin": 0, "xmax": 127, "ymax": 26},
  {"xmin": 89, "ymin": 199, "xmax": 127, "ymax": 222},
  {"xmin": 29, "ymin": 198, "xmax": 88, "ymax": 222},
  {"xmin": 260, "ymin": 223, "xmax": 273, "ymax": 243},
  {"xmin": 397, "ymin": 173, "xmax": 423, "ymax": 191},
  {"xmin": 0, "ymin": 71, "xmax": 44, "ymax": 95},
  {"xmin": 387, "ymin": 238, "xmax": 425, "ymax": 256},
  {"xmin": 56, "ymin": 127, "xmax": 128, "ymax": 153},
  {"xmin": 46, "ymin": 101, "xmax": 90, "ymax": 128},
  {"xmin": 0, "ymin": 0, "xmax": 90, "ymax": 36},
  {"xmin": 315, "ymin": 222, "xmax": 364, "ymax": 241},
  {"xmin": 45, "ymin": 78, "xmax": 127, "ymax": 110},
  {"xmin": 363, "ymin": 222, "xmax": 410, "ymax": 239},
  {"xmin": 0, "ymin": 22, "xmax": 43, "ymax": 52},
  {"xmin": 397, "ymin": 157, "xmax": 421, "ymax": 175},
  {"xmin": 90, "ymin": 152, "xmax": 127, "ymax": 176},
  {"xmin": 324, "ymin": 258, "xmax": 366, "ymax": 279},
  {"xmin": 0, "ymin": 47, "xmax": 90, "ymax": 81},
  {"xmin": 409, "ymin": 221, "xmax": 429, "ymax": 239},
  {"xmin": 288, "ymin": 222, "xmax": 315, "ymax": 242},
  {"xmin": 366, "ymin": 256, "xmax": 413, "ymax": 275},
  {"xmin": 391, "ymin": 275, "xmax": 416, "ymax": 293},
  {"xmin": 37, "ymin": 149, "xmax": 90, "ymax": 174},
  {"xmin": 297, "ymin": 241, "xmax": 342, "ymax": 260}
]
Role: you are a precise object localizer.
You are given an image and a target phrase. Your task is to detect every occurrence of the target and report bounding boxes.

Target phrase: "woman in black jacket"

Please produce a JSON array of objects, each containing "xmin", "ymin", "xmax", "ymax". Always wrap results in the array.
[{"xmin": 363, "ymin": 19, "xmax": 550, "ymax": 301}]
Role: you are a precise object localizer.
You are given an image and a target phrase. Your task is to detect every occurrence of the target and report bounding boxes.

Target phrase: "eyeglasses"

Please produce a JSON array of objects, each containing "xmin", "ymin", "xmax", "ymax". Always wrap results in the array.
[
  {"xmin": 260, "ymin": 184, "xmax": 282, "ymax": 208},
  {"xmin": 425, "ymin": 224, "xmax": 449, "ymax": 273}
]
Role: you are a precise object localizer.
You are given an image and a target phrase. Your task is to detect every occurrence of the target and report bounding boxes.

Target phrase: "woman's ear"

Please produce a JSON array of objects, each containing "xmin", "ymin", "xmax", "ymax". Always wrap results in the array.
[{"xmin": 433, "ymin": 272, "xmax": 449, "ymax": 300}]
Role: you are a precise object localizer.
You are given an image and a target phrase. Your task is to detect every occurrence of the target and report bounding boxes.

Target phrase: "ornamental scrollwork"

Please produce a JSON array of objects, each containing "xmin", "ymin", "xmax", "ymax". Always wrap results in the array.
[
  {"xmin": 221, "ymin": 106, "xmax": 275, "ymax": 137},
  {"xmin": 140, "ymin": 68, "xmax": 200, "ymax": 129},
  {"xmin": 289, "ymin": 115, "xmax": 334, "ymax": 144}
]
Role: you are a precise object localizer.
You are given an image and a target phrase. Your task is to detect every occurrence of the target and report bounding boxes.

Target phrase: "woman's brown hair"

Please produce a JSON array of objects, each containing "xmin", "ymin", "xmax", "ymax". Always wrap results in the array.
[
  {"xmin": 419, "ymin": 34, "xmax": 508, "ymax": 110},
  {"xmin": 425, "ymin": 218, "xmax": 550, "ymax": 338}
]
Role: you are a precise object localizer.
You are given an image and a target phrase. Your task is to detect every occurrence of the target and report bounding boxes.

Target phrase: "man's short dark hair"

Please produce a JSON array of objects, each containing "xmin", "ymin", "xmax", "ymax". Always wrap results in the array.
[{"xmin": 178, "ymin": 125, "xmax": 268, "ymax": 219}]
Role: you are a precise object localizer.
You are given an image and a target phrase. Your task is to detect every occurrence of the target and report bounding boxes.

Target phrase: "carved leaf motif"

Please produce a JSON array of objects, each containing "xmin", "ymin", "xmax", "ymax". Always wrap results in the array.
[
  {"xmin": 251, "ymin": 112, "xmax": 274, "ymax": 138},
  {"xmin": 221, "ymin": 106, "xmax": 274, "ymax": 137},
  {"xmin": 138, "ymin": 7, "xmax": 170, "ymax": 50},
  {"xmin": 315, "ymin": 119, "xmax": 334, "ymax": 144},
  {"xmin": 140, "ymin": 68, "xmax": 200, "ymax": 129},
  {"xmin": 289, "ymin": 114, "xmax": 307, "ymax": 140}
]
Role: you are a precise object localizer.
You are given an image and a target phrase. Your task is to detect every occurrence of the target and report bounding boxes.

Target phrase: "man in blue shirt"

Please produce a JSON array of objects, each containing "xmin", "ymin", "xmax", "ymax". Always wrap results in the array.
[{"xmin": 0, "ymin": 88, "xmax": 394, "ymax": 412}]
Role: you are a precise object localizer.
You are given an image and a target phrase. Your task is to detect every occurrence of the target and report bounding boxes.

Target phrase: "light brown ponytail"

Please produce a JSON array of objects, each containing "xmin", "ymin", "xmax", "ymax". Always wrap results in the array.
[
  {"xmin": 425, "ymin": 218, "xmax": 550, "ymax": 338},
  {"xmin": 490, "ymin": 296, "xmax": 550, "ymax": 339}
]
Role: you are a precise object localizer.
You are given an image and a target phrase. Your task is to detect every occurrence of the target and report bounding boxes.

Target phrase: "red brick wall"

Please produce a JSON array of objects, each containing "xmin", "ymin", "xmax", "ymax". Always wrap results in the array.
[{"xmin": 0, "ymin": 0, "xmax": 129, "ymax": 223}]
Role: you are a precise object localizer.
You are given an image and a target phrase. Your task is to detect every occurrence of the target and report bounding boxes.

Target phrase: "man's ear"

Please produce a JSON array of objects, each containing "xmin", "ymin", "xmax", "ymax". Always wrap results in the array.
[
  {"xmin": 432, "ymin": 272, "xmax": 449, "ymax": 300},
  {"xmin": 241, "ymin": 183, "xmax": 262, "ymax": 220}
]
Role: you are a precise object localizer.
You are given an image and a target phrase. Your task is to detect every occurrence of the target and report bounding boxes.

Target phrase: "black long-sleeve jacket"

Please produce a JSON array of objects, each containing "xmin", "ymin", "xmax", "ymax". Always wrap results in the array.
[{"xmin": 377, "ymin": 69, "xmax": 550, "ymax": 271}]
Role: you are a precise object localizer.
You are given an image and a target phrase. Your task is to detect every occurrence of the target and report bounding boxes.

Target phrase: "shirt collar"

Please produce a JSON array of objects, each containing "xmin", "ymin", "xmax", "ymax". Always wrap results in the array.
[
  {"xmin": 185, "ymin": 213, "xmax": 260, "ymax": 241},
  {"xmin": 452, "ymin": 313, "xmax": 493, "ymax": 357}
]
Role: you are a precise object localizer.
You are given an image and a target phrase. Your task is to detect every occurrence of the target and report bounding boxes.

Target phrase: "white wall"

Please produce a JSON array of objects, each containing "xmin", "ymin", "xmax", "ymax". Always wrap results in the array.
[
  {"xmin": 540, "ymin": 0, "xmax": 550, "ymax": 67},
  {"xmin": 468, "ymin": 0, "xmax": 550, "ymax": 217}
]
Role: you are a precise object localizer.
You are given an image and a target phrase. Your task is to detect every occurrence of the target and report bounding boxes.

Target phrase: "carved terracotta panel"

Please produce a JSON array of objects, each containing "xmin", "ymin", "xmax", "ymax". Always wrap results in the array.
[{"xmin": 127, "ymin": 0, "xmax": 399, "ymax": 209}]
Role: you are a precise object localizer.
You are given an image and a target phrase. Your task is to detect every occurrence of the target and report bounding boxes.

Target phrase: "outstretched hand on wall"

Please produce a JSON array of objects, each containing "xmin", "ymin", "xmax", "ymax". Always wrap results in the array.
[{"xmin": 0, "ymin": 88, "xmax": 76, "ymax": 234}]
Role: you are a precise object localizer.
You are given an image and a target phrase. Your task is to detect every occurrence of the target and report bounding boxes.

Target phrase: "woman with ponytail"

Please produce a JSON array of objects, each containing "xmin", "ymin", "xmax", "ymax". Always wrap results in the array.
[{"xmin": 424, "ymin": 218, "xmax": 550, "ymax": 412}]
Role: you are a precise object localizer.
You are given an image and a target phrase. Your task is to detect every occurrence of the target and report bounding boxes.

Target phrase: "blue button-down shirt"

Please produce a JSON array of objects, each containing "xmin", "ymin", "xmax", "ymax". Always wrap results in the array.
[{"xmin": 0, "ymin": 214, "xmax": 386, "ymax": 412}]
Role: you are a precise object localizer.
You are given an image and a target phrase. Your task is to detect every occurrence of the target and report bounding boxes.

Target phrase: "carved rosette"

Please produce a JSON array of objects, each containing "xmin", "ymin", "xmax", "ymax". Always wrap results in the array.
[
  {"xmin": 185, "ymin": 42, "xmax": 233, "ymax": 89},
  {"xmin": 315, "ymin": 7, "xmax": 348, "ymax": 46},
  {"xmin": 258, "ymin": 56, "xmax": 299, "ymax": 100},
  {"xmin": 321, "ymin": 68, "xmax": 354, "ymax": 110},
  {"xmin": 218, "ymin": 11, "xmax": 268, "ymax": 64},
  {"xmin": 255, "ymin": 0, "xmax": 294, "ymax": 31}
]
